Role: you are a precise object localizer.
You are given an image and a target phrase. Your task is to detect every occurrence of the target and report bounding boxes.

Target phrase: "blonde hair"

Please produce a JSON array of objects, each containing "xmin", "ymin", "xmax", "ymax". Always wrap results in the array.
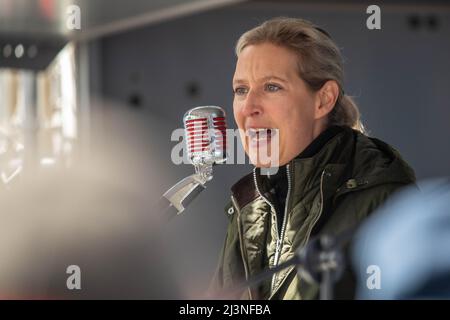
[{"xmin": 235, "ymin": 17, "xmax": 365, "ymax": 133}]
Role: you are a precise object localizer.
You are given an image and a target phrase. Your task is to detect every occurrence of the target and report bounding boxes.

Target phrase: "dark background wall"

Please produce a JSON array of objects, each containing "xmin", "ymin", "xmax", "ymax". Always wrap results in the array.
[{"xmin": 93, "ymin": 1, "xmax": 450, "ymax": 294}]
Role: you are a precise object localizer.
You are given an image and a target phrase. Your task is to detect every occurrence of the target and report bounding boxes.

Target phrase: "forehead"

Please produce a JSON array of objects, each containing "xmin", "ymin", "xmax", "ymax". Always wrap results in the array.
[{"xmin": 233, "ymin": 43, "xmax": 299, "ymax": 81}]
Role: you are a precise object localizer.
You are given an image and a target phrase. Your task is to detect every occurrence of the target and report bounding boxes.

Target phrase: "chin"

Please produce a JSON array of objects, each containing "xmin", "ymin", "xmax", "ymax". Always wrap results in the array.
[
  {"xmin": 246, "ymin": 148, "xmax": 282, "ymax": 168},
  {"xmin": 252, "ymin": 162, "xmax": 273, "ymax": 168}
]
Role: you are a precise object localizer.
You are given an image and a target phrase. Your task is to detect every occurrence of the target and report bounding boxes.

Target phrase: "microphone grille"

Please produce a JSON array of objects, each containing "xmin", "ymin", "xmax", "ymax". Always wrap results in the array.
[
  {"xmin": 213, "ymin": 116, "xmax": 227, "ymax": 155},
  {"xmin": 185, "ymin": 117, "xmax": 209, "ymax": 155},
  {"xmin": 183, "ymin": 106, "xmax": 227, "ymax": 166}
]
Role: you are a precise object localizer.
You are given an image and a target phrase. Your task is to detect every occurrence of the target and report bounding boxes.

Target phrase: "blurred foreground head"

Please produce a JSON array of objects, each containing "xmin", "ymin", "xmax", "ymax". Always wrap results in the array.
[{"xmin": 352, "ymin": 179, "xmax": 450, "ymax": 299}]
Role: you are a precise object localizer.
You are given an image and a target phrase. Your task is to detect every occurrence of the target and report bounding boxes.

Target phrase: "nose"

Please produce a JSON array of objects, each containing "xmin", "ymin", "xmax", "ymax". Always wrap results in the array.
[{"xmin": 241, "ymin": 90, "xmax": 262, "ymax": 118}]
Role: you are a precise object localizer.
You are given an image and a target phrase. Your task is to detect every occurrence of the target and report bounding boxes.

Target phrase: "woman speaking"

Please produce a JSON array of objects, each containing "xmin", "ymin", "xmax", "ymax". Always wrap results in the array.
[{"xmin": 211, "ymin": 17, "xmax": 416, "ymax": 300}]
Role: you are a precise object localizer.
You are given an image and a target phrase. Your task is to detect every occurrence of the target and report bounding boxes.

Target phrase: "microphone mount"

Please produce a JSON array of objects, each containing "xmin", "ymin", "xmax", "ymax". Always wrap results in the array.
[{"xmin": 162, "ymin": 159, "xmax": 215, "ymax": 217}]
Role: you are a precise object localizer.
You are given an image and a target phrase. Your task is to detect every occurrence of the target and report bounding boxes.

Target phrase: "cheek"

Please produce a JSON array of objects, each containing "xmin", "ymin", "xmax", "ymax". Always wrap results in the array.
[
  {"xmin": 276, "ymin": 105, "xmax": 313, "ymax": 147},
  {"xmin": 232, "ymin": 101, "xmax": 243, "ymax": 128}
]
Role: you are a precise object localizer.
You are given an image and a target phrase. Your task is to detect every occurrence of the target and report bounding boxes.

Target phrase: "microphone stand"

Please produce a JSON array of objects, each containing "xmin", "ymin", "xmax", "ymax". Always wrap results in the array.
[
  {"xmin": 157, "ymin": 163, "xmax": 214, "ymax": 221},
  {"xmin": 217, "ymin": 229, "xmax": 354, "ymax": 300}
]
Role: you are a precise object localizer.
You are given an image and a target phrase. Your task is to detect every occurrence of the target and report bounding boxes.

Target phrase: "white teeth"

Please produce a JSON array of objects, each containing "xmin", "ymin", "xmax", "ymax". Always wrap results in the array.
[{"xmin": 247, "ymin": 128, "xmax": 275, "ymax": 139}]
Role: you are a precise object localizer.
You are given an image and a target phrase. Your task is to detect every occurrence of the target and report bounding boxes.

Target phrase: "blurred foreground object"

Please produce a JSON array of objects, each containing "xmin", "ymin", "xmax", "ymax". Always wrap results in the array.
[
  {"xmin": 0, "ymin": 140, "xmax": 180, "ymax": 299},
  {"xmin": 352, "ymin": 178, "xmax": 450, "ymax": 299}
]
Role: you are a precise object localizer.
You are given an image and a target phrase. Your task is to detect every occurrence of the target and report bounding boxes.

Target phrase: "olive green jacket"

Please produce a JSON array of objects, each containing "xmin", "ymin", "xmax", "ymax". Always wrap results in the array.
[{"xmin": 211, "ymin": 126, "xmax": 416, "ymax": 300}]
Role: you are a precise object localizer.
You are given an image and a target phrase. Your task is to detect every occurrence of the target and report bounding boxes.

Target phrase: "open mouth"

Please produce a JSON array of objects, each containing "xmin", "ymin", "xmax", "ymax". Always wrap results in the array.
[{"xmin": 247, "ymin": 128, "xmax": 277, "ymax": 148}]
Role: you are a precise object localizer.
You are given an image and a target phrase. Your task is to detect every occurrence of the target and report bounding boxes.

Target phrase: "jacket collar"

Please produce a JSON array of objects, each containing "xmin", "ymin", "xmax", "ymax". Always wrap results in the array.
[{"xmin": 231, "ymin": 126, "xmax": 416, "ymax": 212}]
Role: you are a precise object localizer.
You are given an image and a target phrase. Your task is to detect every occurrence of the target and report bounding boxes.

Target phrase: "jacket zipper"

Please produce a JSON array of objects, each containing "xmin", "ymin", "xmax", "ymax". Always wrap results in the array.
[
  {"xmin": 267, "ymin": 168, "xmax": 326, "ymax": 300},
  {"xmin": 232, "ymin": 194, "xmax": 253, "ymax": 300},
  {"xmin": 271, "ymin": 164, "xmax": 292, "ymax": 293},
  {"xmin": 253, "ymin": 165, "xmax": 292, "ymax": 295}
]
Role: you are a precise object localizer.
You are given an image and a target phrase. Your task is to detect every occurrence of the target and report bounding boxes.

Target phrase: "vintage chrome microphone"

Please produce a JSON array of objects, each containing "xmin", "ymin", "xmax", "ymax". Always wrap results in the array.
[{"xmin": 159, "ymin": 106, "xmax": 227, "ymax": 219}]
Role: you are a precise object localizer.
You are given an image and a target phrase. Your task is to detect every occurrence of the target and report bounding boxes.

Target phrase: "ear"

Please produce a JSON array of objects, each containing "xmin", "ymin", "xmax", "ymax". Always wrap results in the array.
[{"xmin": 314, "ymin": 80, "xmax": 339, "ymax": 120}]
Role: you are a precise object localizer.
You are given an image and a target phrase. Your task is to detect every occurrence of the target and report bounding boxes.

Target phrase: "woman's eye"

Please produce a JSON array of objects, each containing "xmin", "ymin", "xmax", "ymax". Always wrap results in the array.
[
  {"xmin": 234, "ymin": 87, "xmax": 248, "ymax": 95},
  {"xmin": 266, "ymin": 83, "xmax": 281, "ymax": 92}
]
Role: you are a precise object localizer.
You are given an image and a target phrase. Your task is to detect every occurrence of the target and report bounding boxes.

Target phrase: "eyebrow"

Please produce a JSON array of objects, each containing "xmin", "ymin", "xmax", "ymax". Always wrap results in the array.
[{"xmin": 233, "ymin": 75, "xmax": 288, "ymax": 85}]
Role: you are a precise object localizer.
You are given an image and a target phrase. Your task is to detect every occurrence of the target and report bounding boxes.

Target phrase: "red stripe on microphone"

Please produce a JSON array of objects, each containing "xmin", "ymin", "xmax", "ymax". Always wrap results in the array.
[
  {"xmin": 186, "ymin": 118, "xmax": 207, "ymax": 122},
  {"xmin": 189, "ymin": 143, "xmax": 210, "ymax": 147},
  {"xmin": 186, "ymin": 125, "xmax": 208, "ymax": 131}
]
